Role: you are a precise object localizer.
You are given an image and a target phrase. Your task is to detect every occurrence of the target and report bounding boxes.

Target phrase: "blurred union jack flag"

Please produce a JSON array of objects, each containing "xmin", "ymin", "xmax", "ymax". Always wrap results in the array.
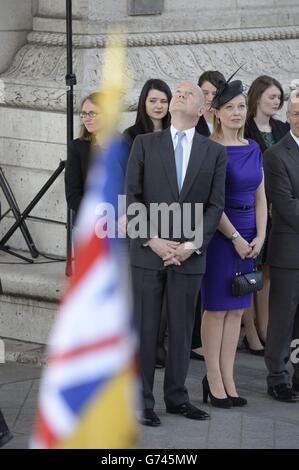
[{"xmin": 31, "ymin": 138, "xmax": 137, "ymax": 448}]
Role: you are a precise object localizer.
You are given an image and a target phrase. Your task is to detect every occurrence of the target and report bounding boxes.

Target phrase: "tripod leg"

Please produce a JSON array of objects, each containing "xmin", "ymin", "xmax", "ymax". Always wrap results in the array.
[
  {"xmin": 0, "ymin": 246, "xmax": 34, "ymax": 263},
  {"xmin": 0, "ymin": 168, "xmax": 38, "ymax": 258},
  {"xmin": 0, "ymin": 161, "xmax": 65, "ymax": 259}
]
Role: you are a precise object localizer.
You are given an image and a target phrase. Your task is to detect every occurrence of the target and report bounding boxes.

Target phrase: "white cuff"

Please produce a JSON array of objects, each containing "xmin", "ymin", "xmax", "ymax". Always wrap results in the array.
[{"xmin": 184, "ymin": 241, "xmax": 201, "ymax": 255}]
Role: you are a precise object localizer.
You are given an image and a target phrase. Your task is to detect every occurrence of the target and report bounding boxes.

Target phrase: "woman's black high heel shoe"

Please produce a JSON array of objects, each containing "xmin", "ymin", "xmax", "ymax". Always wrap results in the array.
[
  {"xmin": 226, "ymin": 395, "xmax": 247, "ymax": 407},
  {"xmin": 243, "ymin": 336, "xmax": 264, "ymax": 356},
  {"xmin": 202, "ymin": 376, "xmax": 232, "ymax": 408}
]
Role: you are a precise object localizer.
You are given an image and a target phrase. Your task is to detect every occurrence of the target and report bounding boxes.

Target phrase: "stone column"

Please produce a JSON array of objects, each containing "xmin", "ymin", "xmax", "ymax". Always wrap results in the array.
[{"xmin": 0, "ymin": 0, "xmax": 299, "ymax": 256}]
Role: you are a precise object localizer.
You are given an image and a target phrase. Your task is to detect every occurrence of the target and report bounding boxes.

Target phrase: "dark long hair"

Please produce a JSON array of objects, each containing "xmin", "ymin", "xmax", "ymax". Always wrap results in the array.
[
  {"xmin": 133, "ymin": 79, "xmax": 172, "ymax": 135},
  {"xmin": 78, "ymin": 91, "xmax": 103, "ymax": 144},
  {"xmin": 247, "ymin": 75, "xmax": 284, "ymax": 120},
  {"xmin": 197, "ymin": 70, "xmax": 225, "ymax": 89}
]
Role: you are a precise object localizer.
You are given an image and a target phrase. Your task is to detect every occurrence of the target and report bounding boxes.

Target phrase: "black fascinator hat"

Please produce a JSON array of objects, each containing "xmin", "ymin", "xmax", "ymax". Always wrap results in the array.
[{"xmin": 212, "ymin": 66, "xmax": 244, "ymax": 109}]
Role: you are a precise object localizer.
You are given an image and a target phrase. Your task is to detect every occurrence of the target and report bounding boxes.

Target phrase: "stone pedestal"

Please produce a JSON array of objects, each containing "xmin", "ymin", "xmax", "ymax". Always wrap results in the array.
[
  {"xmin": 0, "ymin": 250, "xmax": 63, "ymax": 343},
  {"xmin": 0, "ymin": 0, "xmax": 299, "ymax": 256}
]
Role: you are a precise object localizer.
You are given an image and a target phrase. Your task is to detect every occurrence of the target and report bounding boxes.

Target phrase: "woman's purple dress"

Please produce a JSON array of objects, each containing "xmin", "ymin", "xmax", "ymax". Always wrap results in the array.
[{"xmin": 201, "ymin": 139, "xmax": 263, "ymax": 311}]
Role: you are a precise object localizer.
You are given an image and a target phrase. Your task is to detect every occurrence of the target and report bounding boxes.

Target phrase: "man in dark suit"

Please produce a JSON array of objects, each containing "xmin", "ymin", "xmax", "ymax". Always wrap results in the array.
[
  {"xmin": 264, "ymin": 91, "xmax": 299, "ymax": 402},
  {"xmin": 126, "ymin": 81, "xmax": 227, "ymax": 426}
]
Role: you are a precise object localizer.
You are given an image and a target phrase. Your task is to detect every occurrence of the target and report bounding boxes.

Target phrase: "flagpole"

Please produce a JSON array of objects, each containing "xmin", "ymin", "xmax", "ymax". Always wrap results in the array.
[{"xmin": 65, "ymin": 0, "xmax": 76, "ymax": 276}]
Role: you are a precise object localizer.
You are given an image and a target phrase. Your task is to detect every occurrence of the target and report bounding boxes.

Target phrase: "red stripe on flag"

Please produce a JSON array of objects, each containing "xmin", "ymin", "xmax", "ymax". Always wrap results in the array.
[
  {"xmin": 34, "ymin": 409, "xmax": 58, "ymax": 448},
  {"xmin": 48, "ymin": 333, "xmax": 125, "ymax": 364},
  {"xmin": 74, "ymin": 232, "xmax": 107, "ymax": 285},
  {"xmin": 64, "ymin": 232, "xmax": 109, "ymax": 300}
]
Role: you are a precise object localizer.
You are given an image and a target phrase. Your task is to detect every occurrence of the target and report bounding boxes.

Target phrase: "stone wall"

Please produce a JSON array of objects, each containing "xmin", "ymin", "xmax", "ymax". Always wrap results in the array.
[
  {"xmin": 0, "ymin": 0, "xmax": 299, "ymax": 256},
  {"xmin": 0, "ymin": 0, "xmax": 36, "ymax": 74},
  {"xmin": 1, "ymin": 0, "xmax": 299, "ymax": 112},
  {"xmin": 34, "ymin": 0, "xmax": 299, "ymax": 33}
]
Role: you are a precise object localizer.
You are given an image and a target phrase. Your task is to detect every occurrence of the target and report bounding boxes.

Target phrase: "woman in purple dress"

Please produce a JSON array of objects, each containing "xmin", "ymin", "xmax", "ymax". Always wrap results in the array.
[{"xmin": 201, "ymin": 79, "xmax": 267, "ymax": 408}]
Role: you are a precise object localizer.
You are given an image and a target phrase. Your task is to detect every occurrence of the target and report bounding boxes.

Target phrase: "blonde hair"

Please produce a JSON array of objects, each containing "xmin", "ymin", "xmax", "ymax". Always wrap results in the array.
[{"xmin": 210, "ymin": 93, "xmax": 247, "ymax": 143}]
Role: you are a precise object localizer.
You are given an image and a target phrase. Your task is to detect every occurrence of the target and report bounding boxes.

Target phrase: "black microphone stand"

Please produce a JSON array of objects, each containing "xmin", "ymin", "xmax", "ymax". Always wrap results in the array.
[{"xmin": 65, "ymin": 0, "xmax": 76, "ymax": 277}]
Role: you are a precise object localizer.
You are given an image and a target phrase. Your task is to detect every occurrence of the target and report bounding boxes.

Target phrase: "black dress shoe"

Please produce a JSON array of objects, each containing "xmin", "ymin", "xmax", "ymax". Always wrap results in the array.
[
  {"xmin": 190, "ymin": 350, "xmax": 205, "ymax": 361},
  {"xmin": 166, "ymin": 401, "xmax": 210, "ymax": 420},
  {"xmin": 267, "ymin": 383, "xmax": 299, "ymax": 402},
  {"xmin": 140, "ymin": 409, "xmax": 161, "ymax": 427},
  {"xmin": 0, "ymin": 430, "xmax": 13, "ymax": 448},
  {"xmin": 292, "ymin": 381, "xmax": 299, "ymax": 393}
]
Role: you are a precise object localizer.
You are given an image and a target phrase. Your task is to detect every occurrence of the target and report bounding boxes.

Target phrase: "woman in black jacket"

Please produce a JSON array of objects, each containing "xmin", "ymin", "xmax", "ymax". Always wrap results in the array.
[
  {"xmin": 123, "ymin": 78, "xmax": 172, "ymax": 144},
  {"xmin": 195, "ymin": 70, "xmax": 226, "ymax": 137},
  {"xmin": 243, "ymin": 75, "xmax": 289, "ymax": 354},
  {"xmin": 65, "ymin": 90, "xmax": 131, "ymax": 266},
  {"xmin": 65, "ymin": 91, "xmax": 103, "ymax": 220}
]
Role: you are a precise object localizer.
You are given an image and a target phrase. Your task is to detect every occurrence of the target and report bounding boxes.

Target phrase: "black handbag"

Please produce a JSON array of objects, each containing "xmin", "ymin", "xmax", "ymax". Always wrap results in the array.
[{"xmin": 231, "ymin": 258, "xmax": 263, "ymax": 297}]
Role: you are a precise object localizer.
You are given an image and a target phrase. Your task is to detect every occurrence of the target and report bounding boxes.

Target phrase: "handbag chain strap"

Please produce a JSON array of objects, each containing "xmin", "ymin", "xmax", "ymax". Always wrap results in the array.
[{"xmin": 236, "ymin": 257, "xmax": 257, "ymax": 275}]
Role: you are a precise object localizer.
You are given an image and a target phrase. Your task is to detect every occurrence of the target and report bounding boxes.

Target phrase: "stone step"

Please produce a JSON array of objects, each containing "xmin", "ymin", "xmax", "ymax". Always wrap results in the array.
[
  {"xmin": 1, "ymin": 337, "xmax": 45, "ymax": 366},
  {"xmin": 0, "ymin": 250, "xmax": 65, "ymax": 344}
]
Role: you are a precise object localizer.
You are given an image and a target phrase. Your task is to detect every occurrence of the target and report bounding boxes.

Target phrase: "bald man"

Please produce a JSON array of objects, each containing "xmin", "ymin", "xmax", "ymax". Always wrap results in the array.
[{"xmin": 126, "ymin": 81, "xmax": 227, "ymax": 425}]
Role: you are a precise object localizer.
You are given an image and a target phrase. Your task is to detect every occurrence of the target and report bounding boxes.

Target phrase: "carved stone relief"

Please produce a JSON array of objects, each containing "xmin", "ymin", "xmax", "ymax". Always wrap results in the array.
[{"xmin": 1, "ymin": 33, "xmax": 299, "ymax": 111}]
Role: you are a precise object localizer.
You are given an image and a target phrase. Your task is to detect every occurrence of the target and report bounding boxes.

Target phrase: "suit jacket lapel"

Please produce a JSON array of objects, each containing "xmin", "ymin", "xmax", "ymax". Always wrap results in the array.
[
  {"xmin": 285, "ymin": 132, "xmax": 299, "ymax": 167},
  {"xmin": 179, "ymin": 132, "xmax": 207, "ymax": 201},
  {"xmin": 159, "ymin": 129, "xmax": 180, "ymax": 200}
]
